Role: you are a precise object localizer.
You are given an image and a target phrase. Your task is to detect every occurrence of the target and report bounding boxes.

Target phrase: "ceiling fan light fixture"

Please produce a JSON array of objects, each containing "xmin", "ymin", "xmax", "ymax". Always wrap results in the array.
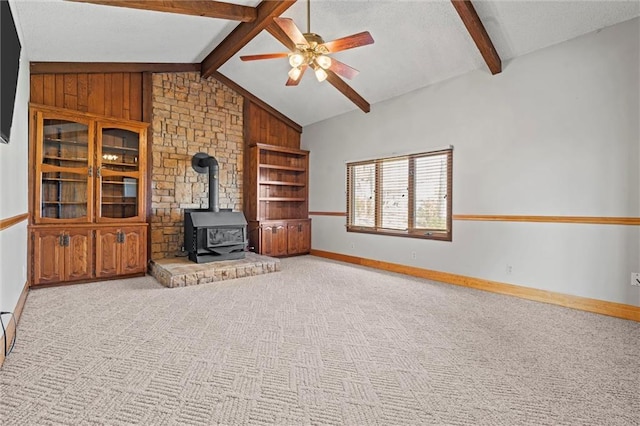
[
  {"xmin": 288, "ymin": 67, "xmax": 302, "ymax": 81},
  {"xmin": 314, "ymin": 66, "xmax": 328, "ymax": 83},
  {"xmin": 288, "ymin": 52, "xmax": 305, "ymax": 68},
  {"xmin": 316, "ymin": 55, "xmax": 332, "ymax": 70}
]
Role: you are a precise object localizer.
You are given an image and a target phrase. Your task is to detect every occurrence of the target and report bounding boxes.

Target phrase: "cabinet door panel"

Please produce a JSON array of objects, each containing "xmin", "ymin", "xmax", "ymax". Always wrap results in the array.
[
  {"xmin": 65, "ymin": 229, "xmax": 93, "ymax": 281},
  {"xmin": 260, "ymin": 226, "xmax": 276, "ymax": 256},
  {"xmin": 287, "ymin": 221, "xmax": 311, "ymax": 255},
  {"xmin": 298, "ymin": 220, "xmax": 311, "ymax": 254},
  {"xmin": 96, "ymin": 123, "xmax": 146, "ymax": 223},
  {"xmin": 120, "ymin": 226, "xmax": 146, "ymax": 275},
  {"xmin": 34, "ymin": 111, "xmax": 94, "ymax": 224},
  {"xmin": 274, "ymin": 225, "xmax": 288, "ymax": 256},
  {"xmin": 96, "ymin": 229, "xmax": 119, "ymax": 278},
  {"xmin": 261, "ymin": 225, "xmax": 288, "ymax": 257},
  {"xmin": 287, "ymin": 224, "xmax": 300, "ymax": 254},
  {"xmin": 33, "ymin": 229, "xmax": 65, "ymax": 285}
]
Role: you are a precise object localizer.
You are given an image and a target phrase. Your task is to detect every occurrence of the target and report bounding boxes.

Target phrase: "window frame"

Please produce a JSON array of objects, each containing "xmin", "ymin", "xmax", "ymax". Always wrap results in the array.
[{"xmin": 346, "ymin": 148, "xmax": 453, "ymax": 241}]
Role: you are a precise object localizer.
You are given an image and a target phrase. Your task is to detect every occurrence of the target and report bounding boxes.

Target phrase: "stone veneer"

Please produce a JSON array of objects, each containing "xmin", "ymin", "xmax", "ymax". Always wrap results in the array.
[
  {"xmin": 149, "ymin": 253, "xmax": 280, "ymax": 288},
  {"xmin": 151, "ymin": 72, "xmax": 243, "ymax": 259}
]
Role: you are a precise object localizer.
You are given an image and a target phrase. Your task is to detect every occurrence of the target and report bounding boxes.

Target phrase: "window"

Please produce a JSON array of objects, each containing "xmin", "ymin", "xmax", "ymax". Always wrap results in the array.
[{"xmin": 346, "ymin": 148, "xmax": 452, "ymax": 241}]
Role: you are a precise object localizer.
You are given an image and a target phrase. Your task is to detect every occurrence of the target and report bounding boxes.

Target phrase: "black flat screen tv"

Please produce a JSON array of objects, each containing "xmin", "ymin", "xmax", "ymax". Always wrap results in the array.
[{"xmin": 1, "ymin": 1, "xmax": 22, "ymax": 144}]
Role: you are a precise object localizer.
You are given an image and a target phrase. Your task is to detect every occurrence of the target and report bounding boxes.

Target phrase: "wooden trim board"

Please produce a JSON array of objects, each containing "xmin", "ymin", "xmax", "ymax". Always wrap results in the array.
[
  {"xmin": 0, "ymin": 213, "xmax": 29, "ymax": 231},
  {"xmin": 31, "ymin": 62, "xmax": 201, "ymax": 74},
  {"xmin": 310, "ymin": 249, "xmax": 640, "ymax": 322},
  {"xmin": 309, "ymin": 211, "xmax": 347, "ymax": 217},
  {"xmin": 307, "ymin": 211, "xmax": 640, "ymax": 226},
  {"xmin": 453, "ymin": 214, "xmax": 640, "ymax": 225},
  {"xmin": 0, "ymin": 281, "xmax": 30, "ymax": 368}
]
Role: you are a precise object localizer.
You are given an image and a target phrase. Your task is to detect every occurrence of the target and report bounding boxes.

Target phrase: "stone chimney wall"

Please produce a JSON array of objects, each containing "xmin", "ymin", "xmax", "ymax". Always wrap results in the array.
[{"xmin": 151, "ymin": 72, "xmax": 243, "ymax": 259}]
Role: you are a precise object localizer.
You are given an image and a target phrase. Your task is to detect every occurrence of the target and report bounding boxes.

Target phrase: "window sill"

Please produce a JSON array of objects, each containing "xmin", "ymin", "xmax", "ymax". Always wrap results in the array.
[{"xmin": 346, "ymin": 227, "xmax": 452, "ymax": 241}]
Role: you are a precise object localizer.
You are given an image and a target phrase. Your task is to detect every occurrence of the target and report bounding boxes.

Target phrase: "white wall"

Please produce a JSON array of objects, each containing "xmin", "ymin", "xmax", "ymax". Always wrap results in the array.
[
  {"xmin": 302, "ymin": 18, "xmax": 640, "ymax": 306},
  {"xmin": 0, "ymin": 1, "xmax": 30, "ymax": 314}
]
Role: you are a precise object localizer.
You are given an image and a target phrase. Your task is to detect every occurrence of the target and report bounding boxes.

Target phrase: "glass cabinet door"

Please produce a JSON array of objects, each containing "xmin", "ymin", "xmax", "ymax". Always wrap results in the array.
[
  {"xmin": 96, "ymin": 123, "xmax": 146, "ymax": 222},
  {"xmin": 35, "ymin": 112, "xmax": 94, "ymax": 223}
]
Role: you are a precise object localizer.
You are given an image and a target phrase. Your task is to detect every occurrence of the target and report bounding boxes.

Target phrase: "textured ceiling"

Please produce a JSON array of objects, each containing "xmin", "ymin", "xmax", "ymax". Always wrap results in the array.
[{"xmin": 11, "ymin": 0, "xmax": 640, "ymax": 126}]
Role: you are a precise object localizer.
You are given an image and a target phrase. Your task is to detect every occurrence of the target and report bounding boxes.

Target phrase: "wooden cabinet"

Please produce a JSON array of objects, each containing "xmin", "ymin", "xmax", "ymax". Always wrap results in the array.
[
  {"xmin": 32, "ymin": 228, "xmax": 93, "ymax": 285},
  {"xmin": 29, "ymin": 104, "xmax": 148, "ymax": 286},
  {"xmin": 33, "ymin": 106, "xmax": 146, "ymax": 224},
  {"xmin": 250, "ymin": 219, "xmax": 311, "ymax": 257},
  {"xmin": 96, "ymin": 226, "xmax": 147, "ymax": 278},
  {"xmin": 245, "ymin": 143, "xmax": 311, "ymax": 256}
]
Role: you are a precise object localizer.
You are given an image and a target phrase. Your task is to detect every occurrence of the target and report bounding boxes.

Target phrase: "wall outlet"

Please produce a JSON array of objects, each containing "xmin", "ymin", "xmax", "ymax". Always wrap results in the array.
[
  {"xmin": 411, "ymin": 251, "xmax": 416, "ymax": 260},
  {"xmin": 350, "ymin": 242, "xmax": 355, "ymax": 249},
  {"xmin": 506, "ymin": 265, "xmax": 513, "ymax": 274},
  {"xmin": 631, "ymin": 273, "xmax": 640, "ymax": 287}
]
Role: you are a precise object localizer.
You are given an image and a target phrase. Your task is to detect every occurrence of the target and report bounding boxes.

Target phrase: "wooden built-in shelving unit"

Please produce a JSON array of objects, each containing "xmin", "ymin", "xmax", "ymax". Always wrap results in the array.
[{"xmin": 244, "ymin": 143, "xmax": 310, "ymax": 257}]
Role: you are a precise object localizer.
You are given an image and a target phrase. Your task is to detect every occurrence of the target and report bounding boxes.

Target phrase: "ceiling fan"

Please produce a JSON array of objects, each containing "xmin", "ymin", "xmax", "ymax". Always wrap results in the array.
[{"xmin": 240, "ymin": 0, "xmax": 374, "ymax": 88}]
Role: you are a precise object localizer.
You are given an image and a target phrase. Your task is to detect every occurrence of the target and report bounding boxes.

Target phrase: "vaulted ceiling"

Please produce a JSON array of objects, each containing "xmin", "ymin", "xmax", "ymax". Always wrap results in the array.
[{"xmin": 11, "ymin": 0, "xmax": 640, "ymax": 126}]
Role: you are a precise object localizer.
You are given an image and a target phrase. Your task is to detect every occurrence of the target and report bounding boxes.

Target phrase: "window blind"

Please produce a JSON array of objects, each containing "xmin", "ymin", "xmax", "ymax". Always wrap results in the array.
[{"xmin": 346, "ymin": 148, "xmax": 452, "ymax": 241}]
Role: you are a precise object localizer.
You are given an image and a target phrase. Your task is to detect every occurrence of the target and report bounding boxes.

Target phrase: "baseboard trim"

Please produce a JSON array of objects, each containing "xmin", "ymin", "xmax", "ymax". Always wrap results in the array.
[
  {"xmin": 0, "ymin": 280, "xmax": 30, "ymax": 368},
  {"xmin": 310, "ymin": 249, "xmax": 640, "ymax": 322}
]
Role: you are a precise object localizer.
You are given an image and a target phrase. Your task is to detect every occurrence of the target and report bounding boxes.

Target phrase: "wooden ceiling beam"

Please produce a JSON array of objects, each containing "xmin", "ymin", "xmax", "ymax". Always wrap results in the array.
[
  {"xmin": 451, "ymin": 0, "xmax": 501, "ymax": 75},
  {"xmin": 200, "ymin": 0, "xmax": 296, "ymax": 78},
  {"xmin": 66, "ymin": 0, "xmax": 257, "ymax": 22},
  {"xmin": 30, "ymin": 62, "xmax": 200, "ymax": 74}
]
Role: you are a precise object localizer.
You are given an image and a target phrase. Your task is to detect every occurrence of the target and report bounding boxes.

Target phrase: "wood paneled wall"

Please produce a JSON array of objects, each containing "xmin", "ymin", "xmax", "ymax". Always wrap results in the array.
[
  {"xmin": 244, "ymin": 100, "xmax": 301, "ymax": 149},
  {"xmin": 30, "ymin": 73, "xmax": 143, "ymax": 121}
]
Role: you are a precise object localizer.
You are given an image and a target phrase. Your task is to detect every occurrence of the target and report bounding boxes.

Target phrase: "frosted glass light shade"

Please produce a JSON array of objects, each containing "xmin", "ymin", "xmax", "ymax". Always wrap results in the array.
[
  {"xmin": 316, "ymin": 55, "xmax": 331, "ymax": 70},
  {"xmin": 315, "ymin": 67, "xmax": 328, "ymax": 82},
  {"xmin": 289, "ymin": 52, "xmax": 304, "ymax": 68},
  {"xmin": 288, "ymin": 67, "xmax": 302, "ymax": 80}
]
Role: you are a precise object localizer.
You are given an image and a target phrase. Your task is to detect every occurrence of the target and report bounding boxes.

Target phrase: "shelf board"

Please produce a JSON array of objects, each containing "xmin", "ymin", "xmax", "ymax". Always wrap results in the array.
[
  {"xmin": 102, "ymin": 161, "xmax": 138, "ymax": 168},
  {"xmin": 259, "ymin": 180, "xmax": 305, "ymax": 187},
  {"xmin": 259, "ymin": 197, "xmax": 306, "ymax": 202},
  {"xmin": 43, "ymin": 178, "xmax": 86, "ymax": 183},
  {"xmin": 102, "ymin": 195, "xmax": 136, "ymax": 203},
  {"xmin": 42, "ymin": 201, "xmax": 86, "ymax": 205},
  {"xmin": 102, "ymin": 181, "xmax": 137, "ymax": 185},
  {"xmin": 45, "ymin": 138, "xmax": 88, "ymax": 147},
  {"xmin": 102, "ymin": 202, "xmax": 137, "ymax": 205},
  {"xmin": 44, "ymin": 156, "xmax": 88, "ymax": 162},
  {"xmin": 251, "ymin": 142, "xmax": 309, "ymax": 156},
  {"xmin": 101, "ymin": 145, "xmax": 139, "ymax": 153},
  {"xmin": 259, "ymin": 164, "xmax": 305, "ymax": 172}
]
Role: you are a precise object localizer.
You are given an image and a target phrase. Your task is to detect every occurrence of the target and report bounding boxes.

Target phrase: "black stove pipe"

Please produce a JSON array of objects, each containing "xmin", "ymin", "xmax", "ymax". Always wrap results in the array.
[{"xmin": 193, "ymin": 154, "xmax": 219, "ymax": 212}]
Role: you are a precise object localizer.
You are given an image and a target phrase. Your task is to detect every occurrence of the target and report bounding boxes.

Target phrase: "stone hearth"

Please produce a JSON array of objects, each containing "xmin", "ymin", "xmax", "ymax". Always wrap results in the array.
[{"xmin": 150, "ymin": 252, "xmax": 280, "ymax": 288}]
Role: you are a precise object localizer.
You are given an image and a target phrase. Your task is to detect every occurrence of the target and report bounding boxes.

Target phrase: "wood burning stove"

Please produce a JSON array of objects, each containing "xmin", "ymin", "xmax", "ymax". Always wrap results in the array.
[{"xmin": 184, "ymin": 153, "xmax": 247, "ymax": 263}]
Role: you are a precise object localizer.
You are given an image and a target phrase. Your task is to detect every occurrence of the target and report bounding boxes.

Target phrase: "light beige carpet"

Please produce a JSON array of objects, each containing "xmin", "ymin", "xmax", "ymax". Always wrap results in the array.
[{"xmin": 1, "ymin": 256, "xmax": 638, "ymax": 425}]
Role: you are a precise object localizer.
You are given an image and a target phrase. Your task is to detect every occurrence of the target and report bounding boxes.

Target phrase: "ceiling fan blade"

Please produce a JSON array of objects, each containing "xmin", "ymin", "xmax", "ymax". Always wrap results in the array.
[
  {"xmin": 273, "ymin": 17, "xmax": 309, "ymax": 47},
  {"xmin": 327, "ymin": 59, "xmax": 359, "ymax": 80},
  {"xmin": 322, "ymin": 31, "xmax": 374, "ymax": 53},
  {"xmin": 240, "ymin": 52, "xmax": 289, "ymax": 61},
  {"xmin": 326, "ymin": 70, "xmax": 370, "ymax": 113},
  {"xmin": 286, "ymin": 64, "xmax": 308, "ymax": 86}
]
